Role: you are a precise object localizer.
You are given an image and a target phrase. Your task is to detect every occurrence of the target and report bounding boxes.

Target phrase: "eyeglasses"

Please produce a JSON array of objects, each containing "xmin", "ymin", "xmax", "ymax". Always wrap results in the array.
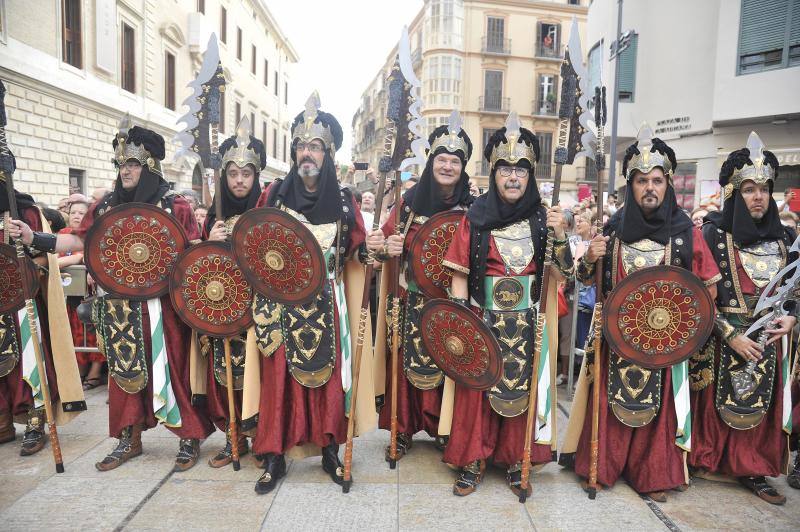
[
  {"xmin": 296, "ymin": 142, "xmax": 325, "ymax": 153},
  {"xmin": 497, "ymin": 166, "xmax": 529, "ymax": 178},
  {"xmin": 115, "ymin": 160, "xmax": 142, "ymax": 171}
]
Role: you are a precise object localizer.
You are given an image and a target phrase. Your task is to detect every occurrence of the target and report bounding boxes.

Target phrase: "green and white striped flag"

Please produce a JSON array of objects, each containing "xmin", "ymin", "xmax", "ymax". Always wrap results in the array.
[
  {"xmin": 334, "ymin": 279, "xmax": 353, "ymax": 415},
  {"xmin": 781, "ymin": 335, "xmax": 792, "ymax": 434},
  {"xmin": 19, "ymin": 303, "xmax": 44, "ymax": 409},
  {"xmin": 671, "ymin": 360, "xmax": 691, "ymax": 451},
  {"xmin": 534, "ymin": 315, "xmax": 553, "ymax": 444},
  {"xmin": 147, "ymin": 299, "xmax": 181, "ymax": 427}
]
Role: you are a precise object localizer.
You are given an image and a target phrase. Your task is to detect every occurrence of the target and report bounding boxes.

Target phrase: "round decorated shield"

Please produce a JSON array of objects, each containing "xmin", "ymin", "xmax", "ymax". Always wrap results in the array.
[
  {"xmin": 603, "ymin": 266, "xmax": 715, "ymax": 369},
  {"xmin": 0, "ymin": 243, "xmax": 39, "ymax": 314},
  {"xmin": 420, "ymin": 299, "xmax": 503, "ymax": 391},
  {"xmin": 84, "ymin": 202, "xmax": 188, "ymax": 300},
  {"xmin": 408, "ymin": 211, "xmax": 463, "ymax": 299},
  {"xmin": 170, "ymin": 241, "xmax": 254, "ymax": 337},
  {"xmin": 231, "ymin": 207, "xmax": 326, "ymax": 306}
]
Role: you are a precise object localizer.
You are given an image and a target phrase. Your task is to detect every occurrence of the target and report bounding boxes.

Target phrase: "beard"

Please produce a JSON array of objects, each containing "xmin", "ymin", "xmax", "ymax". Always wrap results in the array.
[{"xmin": 299, "ymin": 165, "xmax": 320, "ymax": 178}]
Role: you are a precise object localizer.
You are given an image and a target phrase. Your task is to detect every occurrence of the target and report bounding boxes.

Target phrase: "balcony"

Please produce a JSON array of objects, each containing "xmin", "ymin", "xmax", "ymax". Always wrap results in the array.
[
  {"xmin": 532, "ymin": 98, "xmax": 557, "ymax": 117},
  {"xmin": 482, "ymin": 36, "xmax": 511, "ymax": 55},
  {"xmin": 479, "ymin": 95, "xmax": 510, "ymax": 113},
  {"xmin": 535, "ymin": 44, "xmax": 564, "ymax": 60},
  {"xmin": 534, "ymin": 163, "xmax": 553, "ymax": 180}
]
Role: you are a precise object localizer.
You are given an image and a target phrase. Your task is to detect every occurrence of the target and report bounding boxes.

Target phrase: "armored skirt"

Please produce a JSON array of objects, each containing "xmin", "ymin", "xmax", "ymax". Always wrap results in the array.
[
  {"xmin": 76, "ymin": 197, "xmax": 213, "ymax": 440},
  {"xmin": 441, "ymin": 217, "xmax": 554, "ymax": 468},
  {"xmin": 572, "ymin": 228, "xmax": 719, "ymax": 493},
  {"xmin": 689, "ymin": 247, "xmax": 788, "ymax": 478},
  {"xmin": 0, "ymin": 207, "xmax": 59, "ymax": 421},
  {"xmin": 377, "ymin": 203, "xmax": 444, "ymax": 439}
]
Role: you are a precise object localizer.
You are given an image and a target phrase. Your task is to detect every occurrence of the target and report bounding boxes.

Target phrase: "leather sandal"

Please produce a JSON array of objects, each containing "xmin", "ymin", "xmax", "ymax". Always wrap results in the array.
[
  {"xmin": 739, "ymin": 476, "xmax": 786, "ymax": 505},
  {"xmin": 208, "ymin": 426, "xmax": 248, "ymax": 468},
  {"xmin": 787, "ymin": 453, "xmax": 800, "ymax": 490},
  {"xmin": 96, "ymin": 425, "xmax": 143, "ymax": 471},
  {"xmin": 173, "ymin": 438, "xmax": 200, "ymax": 472},
  {"xmin": 507, "ymin": 463, "xmax": 532, "ymax": 498},
  {"xmin": 384, "ymin": 433, "xmax": 412, "ymax": 462},
  {"xmin": 254, "ymin": 454, "xmax": 286, "ymax": 495},
  {"xmin": 434, "ymin": 435, "xmax": 449, "ymax": 452},
  {"xmin": 20, "ymin": 408, "xmax": 46, "ymax": 456},
  {"xmin": 453, "ymin": 460, "xmax": 485, "ymax": 496},
  {"xmin": 645, "ymin": 490, "xmax": 668, "ymax": 503}
]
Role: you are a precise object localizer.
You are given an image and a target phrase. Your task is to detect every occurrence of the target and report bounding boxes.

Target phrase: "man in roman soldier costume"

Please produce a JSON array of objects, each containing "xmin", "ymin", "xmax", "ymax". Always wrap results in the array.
[
  {"xmin": 441, "ymin": 114, "xmax": 573, "ymax": 497},
  {"xmin": 690, "ymin": 132, "xmax": 797, "ymax": 505},
  {"xmin": 365, "ymin": 111, "xmax": 474, "ymax": 460},
  {"xmin": 10, "ymin": 120, "xmax": 214, "ymax": 471},
  {"xmin": 561, "ymin": 125, "xmax": 720, "ymax": 501},
  {"xmin": 242, "ymin": 94, "xmax": 371, "ymax": 495},
  {"xmin": 200, "ymin": 119, "xmax": 265, "ymax": 467},
  {"xmin": 1, "ymin": 181, "xmax": 86, "ymax": 457}
]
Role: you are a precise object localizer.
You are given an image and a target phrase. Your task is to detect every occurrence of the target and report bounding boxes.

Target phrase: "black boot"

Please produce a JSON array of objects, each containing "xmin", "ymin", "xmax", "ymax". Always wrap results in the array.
[
  {"xmin": 787, "ymin": 452, "xmax": 800, "ymax": 490},
  {"xmin": 20, "ymin": 408, "xmax": 46, "ymax": 456},
  {"xmin": 321, "ymin": 442, "xmax": 345, "ymax": 486},
  {"xmin": 254, "ymin": 454, "xmax": 286, "ymax": 495}
]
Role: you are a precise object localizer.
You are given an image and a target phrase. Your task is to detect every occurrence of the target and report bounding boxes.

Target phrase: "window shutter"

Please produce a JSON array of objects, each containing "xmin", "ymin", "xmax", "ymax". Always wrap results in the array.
[
  {"xmin": 618, "ymin": 34, "xmax": 638, "ymax": 98},
  {"xmin": 738, "ymin": 0, "xmax": 790, "ymax": 55},
  {"xmin": 791, "ymin": 0, "xmax": 800, "ymax": 45}
]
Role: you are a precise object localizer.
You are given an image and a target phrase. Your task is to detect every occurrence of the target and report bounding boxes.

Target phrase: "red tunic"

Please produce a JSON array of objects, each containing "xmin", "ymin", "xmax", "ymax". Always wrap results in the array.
[
  {"xmin": 689, "ymin": 245, "xmax": 788, "ymax": 477},
  {"xmin": 75, "ymin": 196, "xmax": 212, "ymax": 439},
  {"xmin": 377, "ymin": 200, "xmax": 444, "ymax": 439},
  {"xmin": 0, "ymin": 207, "xmax": 59, "ymax": 418},
  {"xmin": 441, "ymin": 216, "xmax": 553, "ymax": 467},
  {"xmin": 574, "ymin": 226, "xmax": 720, "ymax": 493},
  {"xmin": 250, "ymin": 183, "xmax": 367, "ymax": 454}
]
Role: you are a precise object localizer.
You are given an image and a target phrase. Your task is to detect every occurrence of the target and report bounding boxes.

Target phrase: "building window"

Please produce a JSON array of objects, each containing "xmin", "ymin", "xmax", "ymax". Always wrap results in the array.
[
  {"xmin": 480, "ymin": 128, "xmax": 498, "ymax": 175},
  {"xmin": 236, "ymin": 28, "xmax": 242, "ymax": 60},
  {"xmin": 537, "ymin": 132, "xmax": 553, "ymax": 180},
  {"xmin": 250, "ymin": 112, "xmax": 255, "ymax": 130},
  {"xmin": 262, "ymin": 121, "xmax": 268, "ymax": 149},
  {"xmin": 68, "ymin": 168, "xmax": 85, "ymax": 194},
  {"xmin": 425, "ymin": 55, "xmax": 462, "ymax": 107},
  {"xmin": 587, "ymin": 41, "xmax": 603, "ymax": 105},
  {"xmin": 192, "ymin": 164, "xmax": 203, "ymax": 195},
  {"xmin": 426, "ymin": 0, "xmax": 464, "ymax": 49},
  {"xmin": 536, "ymin": 22, "xmax": 561, "ymax": 58},
  {"xmin": 61, "ymin": 0, "xmax": 82, "ymax": 69},
  {"xmin": 121, "ymin": 23, "xmax": 136, "ymax": 93},
  {"xmin": 283, "ymin": 134, "xmax": 287, "ymax": 162},
  {"xmin": 274, "ymin": 72, "xmax": 278, "ymax": 95},
  {"xmin": 197, "ymin": 0, "xmax": 205, "ymax": 14},
  {"xmin": 272, "ymin": 128, "xmax": 278, "ymax": 158},
  {"xmin": 484, "ymin": 17, "xmax": 508, "ymax": 54},
  {"xmin": 235, "ymin": 101, "xmax": 241, "ymax": 127},
  {"xmin": 481, "ymin": 70, "xmax": 504, "ymax": 111},
  {"xmin": 535, "ymin": 74, "xmax": 558, "ymax": 116},
  {"xmin": 165, "ymin": 52, "xmax": 176, "ymax": 110},
  {"xmin": 618, "ymin": 33, "xmax": 638, "ymax": 102},
  {"xmin": 738, "ymin": 0, "xmax": 800, "ymax": 74},
  {"xmin": 672, "ymin": 162, "xmax": 697, "ymax": 209},
  {"xmin": 220, "ymin": 7, "xmax": 227, "ymax": 44},
  {"xmin": 264, "ymin": 59, "xmax": 269, "ymax": 86},
  {"xmin": 284, "ymin": 81, "xmax": 288, "ymax": 105},
  {"xmin": 251, "ymin": 45, "xmax": 257, "ymax": 74}
]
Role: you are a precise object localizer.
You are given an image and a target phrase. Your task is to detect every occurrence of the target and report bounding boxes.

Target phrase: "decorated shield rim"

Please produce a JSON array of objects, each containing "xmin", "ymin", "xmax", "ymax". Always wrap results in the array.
[
  {"xmin": 0, "ymin": 243, "xmax": 39, "ymax": 313},
  {"xmin": 602, "ymin": 265, "xmax": 715, "ymax": 369},
  {"xmin": 419, "ymin": 298, "xmax": 503, "ymax": 391},
  {"xmin": 84, "ymin": 202, "xmax": 189, "ymax": 300},
  {"xmin": 408, "ymin": 210, "xmax": 464, "ymax": 300},
  {"xmin": 169, "ymin": 240, "xmax": 254, "ymax": 337},
  {"xmin": 230, "ymin": 207, "xmax": 326, "ymax": 306}
]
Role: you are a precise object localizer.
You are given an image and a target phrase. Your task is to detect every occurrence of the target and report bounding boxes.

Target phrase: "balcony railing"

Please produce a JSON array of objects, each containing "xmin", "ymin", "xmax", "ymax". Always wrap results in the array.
[
  {"xmin": 532, "ymin": 98, "xmax": 557, "ymax": 117},
  {"xmin": 479, "ymin": 95, "xmax": 510, "ymax": 113},
  {"xmin": 535, "ymin": 44, "xmax": 564, "ymax": 59},
  {"xmin": 482, "ymin": 36, "xmax": 511, "ymax": 55}
]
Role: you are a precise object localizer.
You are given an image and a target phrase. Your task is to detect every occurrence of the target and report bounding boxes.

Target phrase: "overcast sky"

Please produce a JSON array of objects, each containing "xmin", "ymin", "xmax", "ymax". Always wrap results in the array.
[{"xmin": 268, "ymin": 1, "xmax": 424, "ymax": 164}]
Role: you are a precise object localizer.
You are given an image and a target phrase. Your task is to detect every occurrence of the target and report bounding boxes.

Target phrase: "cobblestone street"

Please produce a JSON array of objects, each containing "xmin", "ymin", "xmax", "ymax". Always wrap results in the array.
[{"xmin": 1, "ymin": 385, "xmax": 798, "ymax": 531}]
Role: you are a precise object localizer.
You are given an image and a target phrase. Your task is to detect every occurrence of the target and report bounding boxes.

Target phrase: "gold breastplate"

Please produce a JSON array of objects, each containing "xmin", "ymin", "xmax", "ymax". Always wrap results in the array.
[
  {"xmin": 737, "ymin": 241, "xmax": 782, "ymax": 290},
  {"xmin": 282, "ymin": 206, "xmax": 338, "ymax": 251},
  {"xmin": 491, "ymin": 221, "xmax": 533, "ymax": 275},
  {"xmin": 621, "ymin": 239, "xmax": 665, "ymax": 275}
]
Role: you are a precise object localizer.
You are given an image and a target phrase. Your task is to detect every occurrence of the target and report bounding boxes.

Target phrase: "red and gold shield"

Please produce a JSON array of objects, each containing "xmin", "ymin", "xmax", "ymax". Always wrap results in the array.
[
  {"xmin": 420, "ymin": 299, "xmax": 503, "ymax": 391},
  {"xmin": 170, "ymin": 241, "xmax": 254, "ymax": 337},
  {"xmin": 408, "ymin": 211, "xmax": 463, "ymax": 299},
  {"xmin": 0, "ymin": 243, "xmax": 39, "ymax": 313},
  {"xmin": 231, "ymin": 207, "xmax": 326, "ymax": 306},
  {"xmin": 84, "ymin": 202, "xmax": 188, "ymax": 300},
  {"xmin": 603, "ymin": 266, "xmax": 715, "ymax": 369}
]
